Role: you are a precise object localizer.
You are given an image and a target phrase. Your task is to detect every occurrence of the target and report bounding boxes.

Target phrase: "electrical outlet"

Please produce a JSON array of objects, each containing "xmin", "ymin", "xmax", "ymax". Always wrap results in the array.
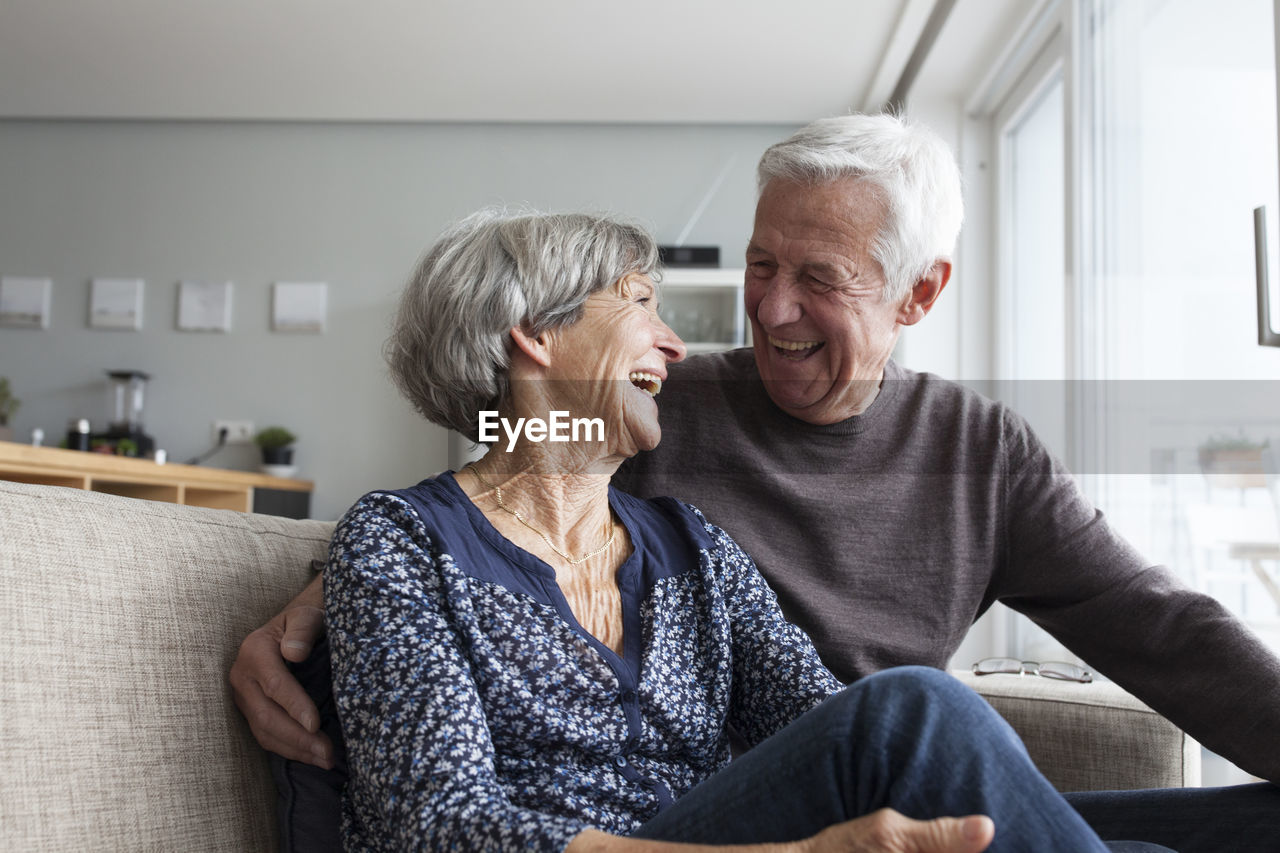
[{"xmin": 213, "ymin": 420, "xmax": 255, "ymax": 444}]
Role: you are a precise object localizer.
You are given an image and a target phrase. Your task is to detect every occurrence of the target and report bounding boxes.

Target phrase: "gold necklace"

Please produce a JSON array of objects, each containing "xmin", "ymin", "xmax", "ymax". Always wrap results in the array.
[{"xmin": 465, "ymin": 464, "xmax": 617, "ymax": 565}]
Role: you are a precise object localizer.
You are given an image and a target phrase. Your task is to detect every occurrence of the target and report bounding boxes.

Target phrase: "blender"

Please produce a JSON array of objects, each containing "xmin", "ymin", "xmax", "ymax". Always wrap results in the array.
[{"xmin": 95, "ymin": 370, "xmax": 155, "ymax": 456}]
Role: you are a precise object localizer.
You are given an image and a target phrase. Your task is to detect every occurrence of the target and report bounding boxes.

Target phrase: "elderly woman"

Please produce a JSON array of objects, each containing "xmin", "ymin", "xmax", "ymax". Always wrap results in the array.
[{"xmin": 319, "ymin": 208, "xmax": 1159, "ymax": 853}]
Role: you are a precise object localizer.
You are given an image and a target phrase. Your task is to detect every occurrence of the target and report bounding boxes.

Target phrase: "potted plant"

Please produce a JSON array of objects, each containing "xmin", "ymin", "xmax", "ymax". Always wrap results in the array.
[
  {"xmin": 254, "ymin": 425, "xmax": 298, "ymax": 468},
  {"xmin": 0, "ymin": 377, "xmax": 19, "ymax": 443},
  {"xmin": 1198, "ymin": 432, "xmax": 1269, "ymax": 488}
]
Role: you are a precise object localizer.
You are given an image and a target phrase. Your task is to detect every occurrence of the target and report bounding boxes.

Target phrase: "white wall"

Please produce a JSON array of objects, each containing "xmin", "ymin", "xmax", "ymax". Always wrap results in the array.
[
  {"xmin": 0, "ymin": 120, "xmax": 797, "ymax": 519},
  {"xmin": 0, "ymin": 111, "xmax": 1005, "ymax": 666}
]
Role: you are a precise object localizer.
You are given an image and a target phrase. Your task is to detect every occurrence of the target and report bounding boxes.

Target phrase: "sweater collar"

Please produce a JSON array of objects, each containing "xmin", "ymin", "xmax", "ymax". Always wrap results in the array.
[{"xmin": 747, "ymin": 356, "xmax": 905, "ymax": 437}]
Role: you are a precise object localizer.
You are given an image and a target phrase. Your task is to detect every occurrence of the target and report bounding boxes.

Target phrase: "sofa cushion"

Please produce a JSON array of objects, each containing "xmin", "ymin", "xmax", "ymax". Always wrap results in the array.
[
  {"xmin": 0, "ymin": 480, "xmax": 334, "ymax": 852},
  {"xmin": 952, "ymin": 670, "xmax": 1201, "ymax": 792}
]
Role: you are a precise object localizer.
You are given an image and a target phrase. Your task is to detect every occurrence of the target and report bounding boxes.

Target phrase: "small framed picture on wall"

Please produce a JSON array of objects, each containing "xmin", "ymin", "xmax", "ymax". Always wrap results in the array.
[
  {"xmin": 90, "ymin": 278, "xmax": 144, "ymax": 330},
  {"xmin": 177, "ymin": 280, "xmax": 233, "ymax": 332},
  {"xmin": 0, "ymin": 276, "xmax": 52, "ymax": 329},
  {"xmin": 272, "ymin": 282, "xmax": 327, "ymax": 333}
]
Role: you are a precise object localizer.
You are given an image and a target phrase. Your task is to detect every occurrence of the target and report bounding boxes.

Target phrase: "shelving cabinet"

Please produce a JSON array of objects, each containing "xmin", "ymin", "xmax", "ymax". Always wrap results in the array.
[
  {"xmin": 658, "ymin": 268, "xmax": 749, "ymax": 354},
  {"xmin": 0, "ymin": 441, "xmax": 313, "ymax": 517}
]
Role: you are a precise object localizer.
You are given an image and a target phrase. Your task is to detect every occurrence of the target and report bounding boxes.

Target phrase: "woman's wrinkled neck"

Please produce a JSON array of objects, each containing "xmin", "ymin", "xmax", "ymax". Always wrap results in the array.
[{"xmin": 460, "ymin": 420, "xmax": 621, "ymax": 551}]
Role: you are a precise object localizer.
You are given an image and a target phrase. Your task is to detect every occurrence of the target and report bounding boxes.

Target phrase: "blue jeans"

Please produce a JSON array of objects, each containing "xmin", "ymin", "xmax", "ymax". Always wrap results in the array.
[
  {"xmin": 631, "ymin": 666, "xmax": 1169, "ymax": 852},
  {"xmin": 1066, "ymin": 785, "xmax": 1280, "ymax": 852},
  {"xmin": 284, "ymin": 646, "xmax": 1251, "ymax": 852}
]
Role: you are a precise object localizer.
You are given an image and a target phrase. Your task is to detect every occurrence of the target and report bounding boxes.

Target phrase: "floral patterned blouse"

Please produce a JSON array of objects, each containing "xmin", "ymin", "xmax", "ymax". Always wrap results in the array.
[{"xmin": 325, "ymin": 473, "xmax": 841, "ymax": 852}]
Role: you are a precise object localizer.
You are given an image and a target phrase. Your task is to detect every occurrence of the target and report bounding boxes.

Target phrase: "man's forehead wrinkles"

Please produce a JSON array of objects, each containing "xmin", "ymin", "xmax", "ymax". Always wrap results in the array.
[
  {"xmin": 754, "ymin": 218, "xmax": 875, "ymax": 252},
  {"xmin": 802, "ymin": 259, "xmax": 849, "ymax": 277},
  {"xmin": 761, "ymin": 237, "xmax": 862, "ymax": 270}
]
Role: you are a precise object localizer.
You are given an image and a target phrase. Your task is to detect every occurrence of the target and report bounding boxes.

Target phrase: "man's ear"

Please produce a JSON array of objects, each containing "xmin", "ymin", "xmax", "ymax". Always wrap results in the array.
[
  {"xmin": 509, "ymin": 324, "xmax": 553, "ymax": 368},
  {"xmin": 898, "ymin": 260, "xmax": 952, "ymax": 326}
]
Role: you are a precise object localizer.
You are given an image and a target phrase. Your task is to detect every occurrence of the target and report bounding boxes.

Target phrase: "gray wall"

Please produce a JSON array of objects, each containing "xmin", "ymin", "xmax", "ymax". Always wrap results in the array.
[{"xmin": 0, "ymin": 120, "xmax": 796, "ymax": 519}]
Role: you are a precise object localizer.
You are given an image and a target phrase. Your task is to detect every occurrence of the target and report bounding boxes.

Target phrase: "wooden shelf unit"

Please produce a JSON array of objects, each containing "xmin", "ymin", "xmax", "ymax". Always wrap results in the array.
[
  {"xmin": 659, "ymin": 268, "xmax": 749, "ymax": 353},
  {"xmin": 0, "ymin": 441, "xmax": 312, "ymax": 515}
]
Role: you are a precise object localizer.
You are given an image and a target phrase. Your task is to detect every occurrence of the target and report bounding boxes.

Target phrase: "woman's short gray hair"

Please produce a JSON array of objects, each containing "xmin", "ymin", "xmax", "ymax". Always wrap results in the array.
[
  {"xmin": 757, "ymin": 113, "xmax": 964, "ymax": 302},
  {"xmin": 385, "ymin": 208, "xmax": 659, "ymax": 440}
]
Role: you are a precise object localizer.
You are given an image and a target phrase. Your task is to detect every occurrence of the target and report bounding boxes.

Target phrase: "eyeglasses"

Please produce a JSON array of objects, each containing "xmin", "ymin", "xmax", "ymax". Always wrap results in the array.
[{"xmin": 971, "ymin": 657, "xmax": 1093, "ymax": 683}]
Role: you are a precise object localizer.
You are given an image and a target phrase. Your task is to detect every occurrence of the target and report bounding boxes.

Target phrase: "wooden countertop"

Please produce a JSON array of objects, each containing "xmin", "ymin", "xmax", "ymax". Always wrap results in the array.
[{"xmin": 0, "ymin": 441, "xmax": 313, "ymax": 492}]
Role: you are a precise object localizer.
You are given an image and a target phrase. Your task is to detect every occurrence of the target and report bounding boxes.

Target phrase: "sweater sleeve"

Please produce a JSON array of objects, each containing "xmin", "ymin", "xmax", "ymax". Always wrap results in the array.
[
  {"xmin": 325, "ymin": 493, "xmax": 589, "ymax": 852},
  {"xmin": 995, "ymin": 408, "xmax": 1280, "ymax": 783},
  {"xmin": 691, "ymin": 508, "xmax": 843, "ymax": 748}
]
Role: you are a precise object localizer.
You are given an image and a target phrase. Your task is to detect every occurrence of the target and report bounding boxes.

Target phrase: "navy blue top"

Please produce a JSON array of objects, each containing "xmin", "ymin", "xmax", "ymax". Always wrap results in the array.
[{"xmin": 325, "ymin": 473, "xmax": 841, "ymax": 851}]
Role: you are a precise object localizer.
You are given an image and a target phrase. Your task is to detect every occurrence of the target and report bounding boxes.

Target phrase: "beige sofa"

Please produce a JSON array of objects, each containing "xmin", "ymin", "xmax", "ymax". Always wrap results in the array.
[
  {"xmin": 0, "ymin": 480, "xmax": 331, "ymax": 851},
  {"xmin": 0, "ymin": 480, "xmax": 1198, "ymax": 851}
]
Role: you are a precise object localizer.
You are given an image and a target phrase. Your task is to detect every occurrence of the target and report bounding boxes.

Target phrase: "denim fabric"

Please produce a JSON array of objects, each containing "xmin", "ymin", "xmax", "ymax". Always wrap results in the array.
[
  {"xmin": 1066, "ymin": 784, "xmax": 1280, "ymax": 852},
  {"xmin": 632, "ymin": 668, "xmax": 1172, "ymax": 853},
  {"xmin": 268, "ymin": 635, "xmax": 347, "ymax": 853},
  {"xmin": 272, "ymin": 651, "xmax": 1195, "ymax": 852}
]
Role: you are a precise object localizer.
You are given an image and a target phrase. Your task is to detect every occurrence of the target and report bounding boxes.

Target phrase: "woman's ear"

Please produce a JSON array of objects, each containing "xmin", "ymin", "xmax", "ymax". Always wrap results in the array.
[{"xmin": 508, "ymin": 324, "xmax": 553, "ymax": 368}]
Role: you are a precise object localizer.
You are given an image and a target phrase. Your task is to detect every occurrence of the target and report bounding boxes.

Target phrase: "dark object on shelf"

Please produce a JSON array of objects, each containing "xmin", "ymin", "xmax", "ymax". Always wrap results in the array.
[
  {"xmin": 255, "ymin": 425, "xmax": 297, "ymax": 466},
  {"xmin": 658, "ymin": 245, "xmax": 719, "ymax": 268},
  {"xmin": 262, "ymin": 446, "xmax": 294, "ymax": 466},
  {"xmin": 95, "ymin": 370, "xmax": 155, "ymax": 456},
  {"xmin": 66, "ymin": 418, "xmax": 92, "ymax": 451},
  {"xmin": 253, "ymin": 487, "xmax": 310, "ymax": 519}
]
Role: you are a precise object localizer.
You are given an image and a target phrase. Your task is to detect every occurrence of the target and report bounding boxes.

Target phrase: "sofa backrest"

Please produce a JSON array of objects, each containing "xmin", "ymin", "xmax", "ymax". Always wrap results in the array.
[{"xmin": 0, "ymin": 480, "xmax": 336, "ymax": 852}]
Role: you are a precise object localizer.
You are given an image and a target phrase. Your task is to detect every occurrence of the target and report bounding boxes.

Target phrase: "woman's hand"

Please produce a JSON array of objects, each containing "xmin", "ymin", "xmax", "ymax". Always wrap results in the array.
[
  {"xmin": 228, "ymin": 574, "xmax": 333, "ymax": 768},
  {"xmin": 566, "ymin": 810, "xmax": 994, "ymax": 852}
]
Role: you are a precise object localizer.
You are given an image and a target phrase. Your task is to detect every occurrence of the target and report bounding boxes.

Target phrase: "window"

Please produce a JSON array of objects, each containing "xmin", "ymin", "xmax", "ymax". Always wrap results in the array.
[
  {"xmin": 1080, "ymin": 0, "xmax": 1280, "ymax": 651},
  {"xmin": 988, "ymin": 30, "xmax": 1073, "ymax": 663},
  {"xmin": 998, "ymin": 65, "xmax": 1068, "ymax": 458},
  {"xmin": 1085, "ymin": 0, "xmax": 1280, "ymax": 382},
  {"xmin": 976, "ymin": 0, "xmax": 1280, "ymax": 669}
]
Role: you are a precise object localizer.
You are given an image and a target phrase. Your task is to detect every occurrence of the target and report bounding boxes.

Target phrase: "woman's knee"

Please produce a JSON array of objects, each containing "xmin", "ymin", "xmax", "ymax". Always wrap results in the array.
[
  {"xmin": 833, "ymin": 666, "xmax": 1018, "ymax": 755},
  {"xmin": 850, "ymin": 666, "xmax": 977, "ymax": 714},
  {"xmin": 858, "ymin": 665, "xmax": 958, "ymax": 692}
]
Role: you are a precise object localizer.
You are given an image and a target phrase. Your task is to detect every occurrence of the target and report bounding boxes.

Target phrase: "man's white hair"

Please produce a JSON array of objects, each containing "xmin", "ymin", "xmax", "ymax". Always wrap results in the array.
[{"xmin": 757, "ymin": 113, "xmax": 964, "ymax": 302}]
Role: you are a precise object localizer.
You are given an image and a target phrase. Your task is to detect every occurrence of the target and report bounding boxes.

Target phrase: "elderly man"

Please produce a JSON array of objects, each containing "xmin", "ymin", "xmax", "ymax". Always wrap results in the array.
[
  {"xmin": 232, "ymin": 114, "xmax": 1280, "ymax": 851},
  {"xmin": 617, "ymin": 114, "xmax": 1280, "ymax": 850}
]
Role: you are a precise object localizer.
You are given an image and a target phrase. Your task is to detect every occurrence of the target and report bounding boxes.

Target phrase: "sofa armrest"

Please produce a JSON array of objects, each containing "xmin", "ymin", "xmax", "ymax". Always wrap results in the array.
[
  {"xmin": 0, "ymin": 481, "xmax": 336, "ymax": 852},
  {"xmin": 950, "ymin": 670, "xmax": 1200, "ymax": 792}
]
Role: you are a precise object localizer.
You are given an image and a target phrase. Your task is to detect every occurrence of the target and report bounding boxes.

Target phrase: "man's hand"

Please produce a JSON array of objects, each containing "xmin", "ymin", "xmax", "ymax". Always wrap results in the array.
[
  {"xmin": 798, "ymin": 810, "xmax": 994, "ymax": 853},
  {"xmin": 566, "ymin": 810, "xmax": 994, "ymax": 852},
  {"xmin": 229, "ymin": 574, "xmax": 333, "ymax": 768}
]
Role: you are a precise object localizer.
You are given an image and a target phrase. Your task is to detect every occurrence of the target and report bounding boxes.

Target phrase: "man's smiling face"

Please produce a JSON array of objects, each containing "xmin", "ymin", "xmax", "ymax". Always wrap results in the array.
[{"xmin": 745, "ymin": 176, "xmax": 906, "ymax": 424}]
